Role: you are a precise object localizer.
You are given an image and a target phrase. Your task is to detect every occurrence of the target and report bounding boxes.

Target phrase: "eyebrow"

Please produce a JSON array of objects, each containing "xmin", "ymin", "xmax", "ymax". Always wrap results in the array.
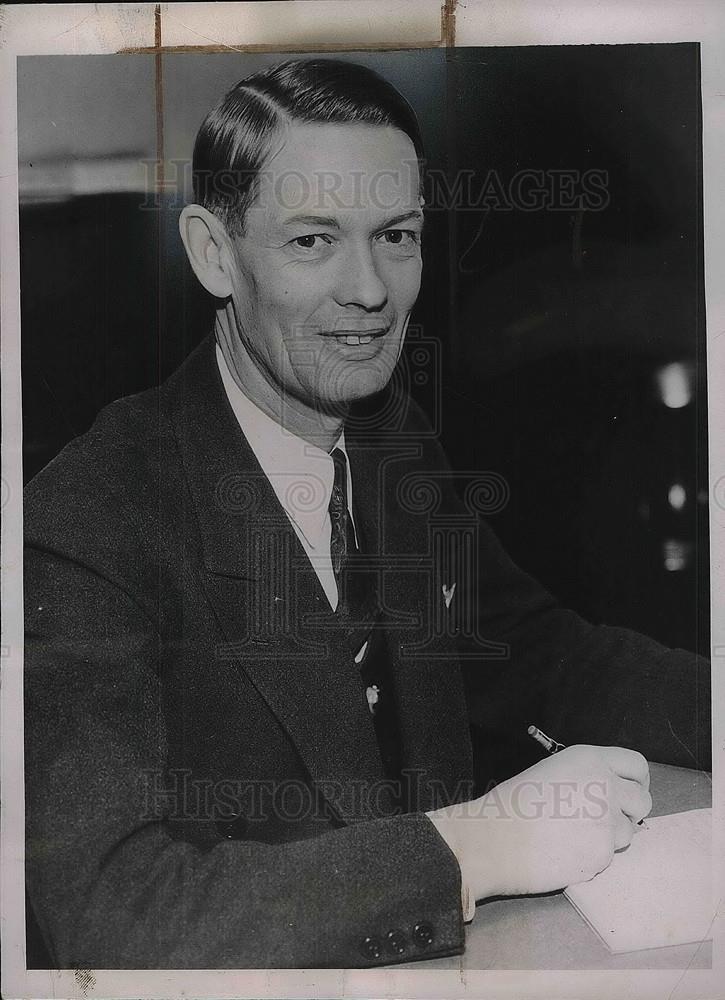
[{"xmin": 281, "ymin": 209, "xmax": 425, "ymax": 229}]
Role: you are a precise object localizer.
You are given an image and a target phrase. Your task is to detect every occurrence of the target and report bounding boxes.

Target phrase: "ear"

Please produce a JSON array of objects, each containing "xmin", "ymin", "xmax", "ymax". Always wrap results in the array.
[{"xmin": 178, "ymin": 204, "xmax": 234, "ymax": 299}]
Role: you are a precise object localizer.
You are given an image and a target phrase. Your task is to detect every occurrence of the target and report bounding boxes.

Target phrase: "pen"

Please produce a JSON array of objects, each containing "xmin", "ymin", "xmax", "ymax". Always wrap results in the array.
[
  {"xmin": 527, "ymin": 725, "xmax": 649, "ymax": 828},
  {"xmin": 527, "ymin": 724, "xmax": 566, "ymax": 754}
]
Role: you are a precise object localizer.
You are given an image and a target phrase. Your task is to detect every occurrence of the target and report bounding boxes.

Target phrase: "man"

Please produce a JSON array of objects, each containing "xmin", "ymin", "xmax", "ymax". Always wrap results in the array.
[{"xmin": 24, "ymin": 58, "xmax": 710, "ymax": 969}]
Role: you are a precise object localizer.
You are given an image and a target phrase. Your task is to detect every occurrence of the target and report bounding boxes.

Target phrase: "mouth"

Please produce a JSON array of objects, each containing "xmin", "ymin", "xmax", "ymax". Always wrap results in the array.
[{"xmin": 319, "ymin": 326, "xmax": 390, "ymax": 347}]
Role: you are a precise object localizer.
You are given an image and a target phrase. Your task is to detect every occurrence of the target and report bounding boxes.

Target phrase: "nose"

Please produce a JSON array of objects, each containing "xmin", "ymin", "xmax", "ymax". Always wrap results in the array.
[{"xmin": 333, "ymin": 242, "xmax": 388, "ymax": 311}]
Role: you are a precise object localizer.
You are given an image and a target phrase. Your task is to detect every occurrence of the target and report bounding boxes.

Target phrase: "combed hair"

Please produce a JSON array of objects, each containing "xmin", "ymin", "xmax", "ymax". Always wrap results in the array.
[{"xmin": 192, "ymin": 58, "xmax": 425, "ymax": 235}]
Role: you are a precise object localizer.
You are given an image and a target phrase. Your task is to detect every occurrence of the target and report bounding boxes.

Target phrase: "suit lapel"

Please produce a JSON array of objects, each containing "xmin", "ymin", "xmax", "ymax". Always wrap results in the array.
[{"xmin": 165, "ymin": 336, "xmax": 386, "ymax": 823}]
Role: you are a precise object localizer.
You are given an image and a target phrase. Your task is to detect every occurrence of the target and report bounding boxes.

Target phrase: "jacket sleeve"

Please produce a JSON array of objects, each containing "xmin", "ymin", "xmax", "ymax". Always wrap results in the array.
[
  {"xmin": 24, "ymin": 545, "xmax": 465, "ymax": 969},
  {"xmin": 461, "ymin": 513, "xmax": 711, "ymax": 777}
]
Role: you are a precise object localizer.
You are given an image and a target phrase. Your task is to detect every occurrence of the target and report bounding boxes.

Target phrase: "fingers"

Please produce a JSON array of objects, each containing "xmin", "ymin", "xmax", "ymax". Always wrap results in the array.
[
  {"xmin": 613, "ymin": 808, "xmax": 636, "ymax": 851},
  {"xmin": 615, "ymin": 775, "xmax": 653, "ymax": 824},
  {"xmin": 600, "ymin": 746, "xmax": 650, "ymax": 788},
  {"xmin": 612, "ymin": 772, "xmax": 651, "ymax": 851}
]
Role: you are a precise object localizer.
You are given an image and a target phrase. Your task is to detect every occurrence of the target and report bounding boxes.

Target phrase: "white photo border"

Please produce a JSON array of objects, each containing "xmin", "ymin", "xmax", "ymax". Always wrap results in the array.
[{"xmin": 1, "ymin": 2, "xmax": 722, "ymax": 998}]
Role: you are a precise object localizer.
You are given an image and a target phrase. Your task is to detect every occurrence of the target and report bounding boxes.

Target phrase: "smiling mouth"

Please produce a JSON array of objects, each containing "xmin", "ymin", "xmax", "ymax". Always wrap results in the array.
[{"xmin": 321, "ymin": 328, "xmax": 389, "ymax": 346}]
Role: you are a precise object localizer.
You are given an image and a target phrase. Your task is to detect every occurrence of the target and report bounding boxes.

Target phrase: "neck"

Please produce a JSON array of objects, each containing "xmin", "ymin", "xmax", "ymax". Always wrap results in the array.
[{"xmin": 214, "ymin": 309, "xmax": 346, "ymax": 453}]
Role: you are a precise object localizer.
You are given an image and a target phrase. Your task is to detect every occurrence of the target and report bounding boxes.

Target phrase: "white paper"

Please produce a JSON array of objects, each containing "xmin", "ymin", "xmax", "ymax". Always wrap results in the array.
[{"xmin": 564, "ymin": 809, "xmax": 714, "ymax": 954}]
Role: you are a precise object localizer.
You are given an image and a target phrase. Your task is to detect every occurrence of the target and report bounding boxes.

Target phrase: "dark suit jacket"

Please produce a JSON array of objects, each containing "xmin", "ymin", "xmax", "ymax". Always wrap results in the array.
[{"xmin": 24, "ymin": 334, "xmax": 710, "ymax": 969}]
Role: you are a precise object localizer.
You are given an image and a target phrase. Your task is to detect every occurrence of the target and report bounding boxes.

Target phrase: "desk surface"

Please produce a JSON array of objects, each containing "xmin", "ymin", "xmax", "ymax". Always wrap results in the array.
[{"xmin": 399, "ymin": 762, "xmax": 712, "ymax": 971}]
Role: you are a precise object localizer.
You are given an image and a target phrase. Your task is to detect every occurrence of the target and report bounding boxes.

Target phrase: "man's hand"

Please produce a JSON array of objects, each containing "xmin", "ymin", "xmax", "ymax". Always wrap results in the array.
[{"xmin": 428, "ymin": 745, "xmax": 652, "ymax": 900}]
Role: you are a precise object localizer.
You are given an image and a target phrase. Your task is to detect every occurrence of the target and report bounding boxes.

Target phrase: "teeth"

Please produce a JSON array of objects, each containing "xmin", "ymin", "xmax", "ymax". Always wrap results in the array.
[{"xmin": 334, "ymin": 334, "xmax": 375, "ymax": 346}]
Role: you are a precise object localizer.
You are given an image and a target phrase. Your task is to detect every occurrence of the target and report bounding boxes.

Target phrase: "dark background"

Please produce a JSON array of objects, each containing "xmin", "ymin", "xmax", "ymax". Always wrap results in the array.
[{"xmin": 18, "ymin": 44, "xmax": 708, "ymax": 655}]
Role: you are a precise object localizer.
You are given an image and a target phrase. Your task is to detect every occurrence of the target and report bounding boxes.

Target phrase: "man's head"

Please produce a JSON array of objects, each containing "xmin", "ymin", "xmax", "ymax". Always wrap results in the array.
[{"xmin": 179, "ymin": 59, "xmax": 425, "ymax": 440}]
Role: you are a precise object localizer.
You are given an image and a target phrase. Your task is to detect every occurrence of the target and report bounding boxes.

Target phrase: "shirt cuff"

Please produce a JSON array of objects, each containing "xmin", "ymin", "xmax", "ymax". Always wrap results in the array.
[
  {"xmin": 425, "ymin": 812, "xmax": 477, "ymax": 923},
  {"xmin": 461, "ymin": 879, "xmax": 476, "ymax": 923}
]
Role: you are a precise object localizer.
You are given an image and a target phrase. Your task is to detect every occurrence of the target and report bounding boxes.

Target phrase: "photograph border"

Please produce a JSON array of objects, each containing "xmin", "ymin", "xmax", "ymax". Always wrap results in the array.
[{"xmin": 1, "ymin": 3, "xmax": 723, "ymax": 998}]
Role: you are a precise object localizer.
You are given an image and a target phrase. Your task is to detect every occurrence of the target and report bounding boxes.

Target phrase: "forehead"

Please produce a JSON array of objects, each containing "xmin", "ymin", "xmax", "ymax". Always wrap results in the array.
[{"xmin": 249, "ymin": 121, "xmax": 421, "ymax": 222}]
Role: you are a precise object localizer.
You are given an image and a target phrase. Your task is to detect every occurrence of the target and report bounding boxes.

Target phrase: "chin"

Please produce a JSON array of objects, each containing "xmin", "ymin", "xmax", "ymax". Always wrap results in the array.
[{"xmin": 331, "ymin": 366, "xmax": 395, "ymax": 405}]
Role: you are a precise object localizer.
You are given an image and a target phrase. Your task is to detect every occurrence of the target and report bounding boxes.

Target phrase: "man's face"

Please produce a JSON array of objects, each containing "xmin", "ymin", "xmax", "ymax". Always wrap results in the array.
[{"xmin": 224, "ymin": 121, "xmax": 423, "ymax": 417}]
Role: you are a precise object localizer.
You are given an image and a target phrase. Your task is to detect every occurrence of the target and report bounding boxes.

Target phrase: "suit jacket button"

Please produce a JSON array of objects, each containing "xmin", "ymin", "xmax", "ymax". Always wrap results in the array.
[
  {"xmin": 386, "ymin": 930, "xmax": 407, "ymax": 955},
  {"xmin": 360, "ymin": 936, "xmax": 383, "ymax": 961},
  {"xmin": 412, "ymin": 922, "xmax": 435, "ymax": 947}
]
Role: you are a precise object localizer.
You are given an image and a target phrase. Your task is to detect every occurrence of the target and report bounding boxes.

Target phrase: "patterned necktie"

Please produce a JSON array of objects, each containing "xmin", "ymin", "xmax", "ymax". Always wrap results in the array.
[
  {"xmin": 329, "ymin": 447, "xmax": 358, "ymax": 582},
  {"xmin": 330, "ymin": 449, "xmax": 400, "ymax": 788}
]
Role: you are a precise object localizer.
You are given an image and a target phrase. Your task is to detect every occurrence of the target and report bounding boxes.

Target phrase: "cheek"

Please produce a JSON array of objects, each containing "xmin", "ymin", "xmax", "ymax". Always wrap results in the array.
[
  {"xmin": 237, "ymin": 258, "xmax": 311, "ymax": 319},
  {"xmin": 384, "ymin": 256, "xmax": 422, "ymax": 308},
  {"xmin": 267, "ymin": 277, "xmax": 323, "ymax": 332}
]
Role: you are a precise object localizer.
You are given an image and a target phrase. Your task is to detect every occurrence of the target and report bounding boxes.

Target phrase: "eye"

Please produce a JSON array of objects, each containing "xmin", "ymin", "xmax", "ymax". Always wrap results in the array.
[
  {"xmin": 378, "ymin": 229, "xmax": 420, "ymax": 247},
  {"xmin": 290, "ymin": 234, "xmax": 332, "ymax": 250}
]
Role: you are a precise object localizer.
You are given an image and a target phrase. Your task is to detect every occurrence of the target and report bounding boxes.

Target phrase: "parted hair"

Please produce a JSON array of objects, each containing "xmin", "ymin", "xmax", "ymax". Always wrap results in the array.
[{"xmin": 192, "ymin": 58, "xmax": 425, "ymax": 236}]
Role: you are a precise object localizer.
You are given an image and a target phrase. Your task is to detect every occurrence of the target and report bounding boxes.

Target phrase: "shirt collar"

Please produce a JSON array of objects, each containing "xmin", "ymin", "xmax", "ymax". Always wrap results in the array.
[{"xmin": 216, "ymin": 343, "xmax": 348, "ymax": 550}]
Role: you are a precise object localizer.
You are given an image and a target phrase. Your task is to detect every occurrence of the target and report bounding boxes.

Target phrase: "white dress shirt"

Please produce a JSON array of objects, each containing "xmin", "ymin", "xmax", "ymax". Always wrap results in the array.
[{"xmin": 216, "ymin": 344, "xmax": 356, "ymax": 611}]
